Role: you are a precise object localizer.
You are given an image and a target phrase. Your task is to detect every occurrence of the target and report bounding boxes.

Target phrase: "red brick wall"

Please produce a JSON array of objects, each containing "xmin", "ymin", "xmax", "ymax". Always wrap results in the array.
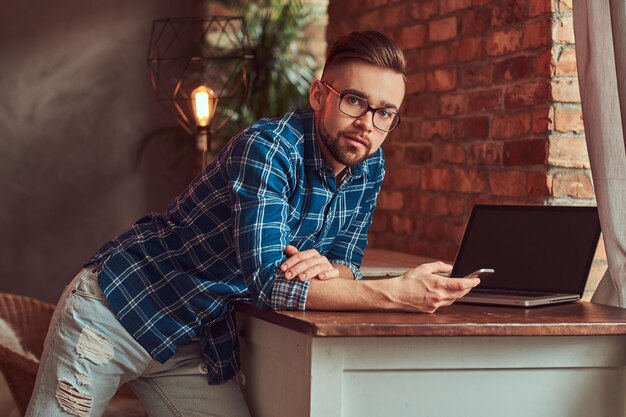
[{"xmin": 328, "ymin": 0, "xmax": 597, "ymax": 275}]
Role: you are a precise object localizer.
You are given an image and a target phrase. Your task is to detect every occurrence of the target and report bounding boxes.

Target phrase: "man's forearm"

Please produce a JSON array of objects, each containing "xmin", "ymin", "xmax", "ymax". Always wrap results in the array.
[
  {"xmin": 305, "ymin": 262, "xmax": 482, "ymax": 313},
  {"xmin": 305, "ymin": 277, "xmax": 398, "ymax": 310}
]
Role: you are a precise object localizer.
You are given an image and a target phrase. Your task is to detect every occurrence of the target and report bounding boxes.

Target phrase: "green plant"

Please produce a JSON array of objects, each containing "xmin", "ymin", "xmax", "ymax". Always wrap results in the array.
[{"xmin": 213, "ymin": 0, "xmax": 323, "ymax": 139}]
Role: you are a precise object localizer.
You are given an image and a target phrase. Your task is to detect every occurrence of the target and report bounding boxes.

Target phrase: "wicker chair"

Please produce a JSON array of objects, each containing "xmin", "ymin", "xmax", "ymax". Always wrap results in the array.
[{"xmin": 0, "ymin": 292, "xmax": 145, "ymax": 416}]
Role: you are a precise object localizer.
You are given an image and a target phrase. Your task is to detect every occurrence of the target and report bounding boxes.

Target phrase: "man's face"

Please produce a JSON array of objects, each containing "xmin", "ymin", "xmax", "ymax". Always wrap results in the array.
[{"xmin": 310, "ymin": 61, "xmax": 405, "ymax": 174}]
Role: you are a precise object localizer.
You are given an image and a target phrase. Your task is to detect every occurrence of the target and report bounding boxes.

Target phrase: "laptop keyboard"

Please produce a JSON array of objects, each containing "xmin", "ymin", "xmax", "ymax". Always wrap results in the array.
[{"xmin": 470, "ymin": 289, "xmax": 554, "ymax": 298}]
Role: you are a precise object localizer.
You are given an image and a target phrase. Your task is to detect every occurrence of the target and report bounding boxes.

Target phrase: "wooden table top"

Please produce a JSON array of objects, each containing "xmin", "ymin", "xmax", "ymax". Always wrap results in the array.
[
  {"xmin": 236, "ymin": 249, "xmax": 626, "ymax": 337},
  {"xmin": 361, "ymin": 248, "xmax": 443, "ymax": 268},
  {"xmin": 235, "ymin": 301, "xmax": 626, "ymax": 337}
]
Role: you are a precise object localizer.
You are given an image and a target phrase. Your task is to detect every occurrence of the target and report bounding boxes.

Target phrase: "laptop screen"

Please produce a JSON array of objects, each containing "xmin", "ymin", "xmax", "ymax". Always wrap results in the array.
[{"xmin": 450, "ymin": 205, "xmax": 601, "ymax": 295}]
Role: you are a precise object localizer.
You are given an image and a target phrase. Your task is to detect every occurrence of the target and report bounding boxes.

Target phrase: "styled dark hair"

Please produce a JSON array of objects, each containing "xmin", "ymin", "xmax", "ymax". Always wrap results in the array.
[{"xmin": 322, "ymin": 31, "xmax": 406, "ymax": 79}]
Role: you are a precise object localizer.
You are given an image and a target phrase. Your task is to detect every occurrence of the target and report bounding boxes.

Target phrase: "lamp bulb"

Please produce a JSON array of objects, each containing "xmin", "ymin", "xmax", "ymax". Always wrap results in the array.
[{"xmin": 192, "ymin": 85, "xmax": 216, "ymax": 128}]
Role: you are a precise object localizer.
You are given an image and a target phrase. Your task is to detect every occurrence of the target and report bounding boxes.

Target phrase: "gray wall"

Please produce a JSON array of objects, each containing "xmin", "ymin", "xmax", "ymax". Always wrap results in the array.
[{"xmin": 0, "ymin": 1, "xmax": 199, "ymax": 303}]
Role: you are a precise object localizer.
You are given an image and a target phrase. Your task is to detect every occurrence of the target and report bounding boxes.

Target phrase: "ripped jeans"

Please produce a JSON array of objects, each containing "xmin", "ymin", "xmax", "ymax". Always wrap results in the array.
[{"xmin": 25, "ymin": 267, "xmax": 251, "ymax": 417}]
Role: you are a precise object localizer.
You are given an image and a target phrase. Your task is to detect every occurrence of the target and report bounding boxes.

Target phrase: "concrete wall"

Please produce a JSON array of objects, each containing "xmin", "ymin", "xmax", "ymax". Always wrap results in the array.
[{"xmin": 0, "ymin": 1, "xmax": 198, "ymax": 303}]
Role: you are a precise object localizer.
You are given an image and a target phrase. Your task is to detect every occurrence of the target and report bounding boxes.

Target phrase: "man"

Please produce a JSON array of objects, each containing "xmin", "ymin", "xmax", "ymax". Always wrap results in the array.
[{"xmin": 27, "ymin": 31, "xmax": 479, "ymax": 417}]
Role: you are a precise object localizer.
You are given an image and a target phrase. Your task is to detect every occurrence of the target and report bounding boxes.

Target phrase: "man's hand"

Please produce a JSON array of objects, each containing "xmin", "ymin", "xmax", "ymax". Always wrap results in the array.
[
  {"xmin": 280, "ymin": 245, "xmax": 340, "ymax": 281},
  {"xmin": 391, "ymin": 261, "xmax": 480, "ymax": 313}
]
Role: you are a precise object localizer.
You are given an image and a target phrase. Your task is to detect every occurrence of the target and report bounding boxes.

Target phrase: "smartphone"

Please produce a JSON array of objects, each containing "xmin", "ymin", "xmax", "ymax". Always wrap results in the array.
[{"xmin": 464, "ymin": 268, "xmax": 495, "ymax": 278}]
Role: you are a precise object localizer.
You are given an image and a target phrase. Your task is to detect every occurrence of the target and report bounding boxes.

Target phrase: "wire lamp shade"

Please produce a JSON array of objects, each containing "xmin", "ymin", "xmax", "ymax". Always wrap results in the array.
[{"xmin": 147, "ymin": 17, "xmax": 252, "ymax": 165}]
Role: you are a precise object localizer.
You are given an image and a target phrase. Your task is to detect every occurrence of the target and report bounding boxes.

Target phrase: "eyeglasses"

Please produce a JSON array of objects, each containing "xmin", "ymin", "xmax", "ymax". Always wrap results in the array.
[{"xmin": 321, "ymin": 81, "xmax": 400, "ymax": 133}]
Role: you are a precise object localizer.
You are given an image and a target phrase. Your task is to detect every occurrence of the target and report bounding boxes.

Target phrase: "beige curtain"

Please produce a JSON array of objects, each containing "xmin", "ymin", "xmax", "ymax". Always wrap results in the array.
[{"xmin": 573, "ymin": 0, "xmax": 626, "ymax": 306}]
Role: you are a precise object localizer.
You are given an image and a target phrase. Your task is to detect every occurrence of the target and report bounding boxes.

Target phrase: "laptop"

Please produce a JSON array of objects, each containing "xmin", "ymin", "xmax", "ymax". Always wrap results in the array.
[{"xmin": 452, "ymin": 204, "xmax": 601, "ymax": 307}]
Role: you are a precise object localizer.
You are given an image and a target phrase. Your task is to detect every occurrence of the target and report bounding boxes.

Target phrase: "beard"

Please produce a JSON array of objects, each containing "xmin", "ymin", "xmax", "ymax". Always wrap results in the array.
[{"xmin": 318, "ymin": 121, "xmax": 372, "ymax": 168}]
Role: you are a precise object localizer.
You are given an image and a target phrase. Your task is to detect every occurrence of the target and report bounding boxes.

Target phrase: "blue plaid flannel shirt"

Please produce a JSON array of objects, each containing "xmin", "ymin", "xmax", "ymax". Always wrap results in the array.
[{"xmin": 88, "ymin": 108, "xmax": 385, "ymax": 384}]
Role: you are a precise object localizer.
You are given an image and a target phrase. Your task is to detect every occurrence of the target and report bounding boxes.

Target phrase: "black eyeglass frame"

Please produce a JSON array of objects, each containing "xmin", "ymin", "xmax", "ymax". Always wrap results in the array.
[{"xmin": 321, "ymin": 81, "xmax": 401, "ymax": 133}]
